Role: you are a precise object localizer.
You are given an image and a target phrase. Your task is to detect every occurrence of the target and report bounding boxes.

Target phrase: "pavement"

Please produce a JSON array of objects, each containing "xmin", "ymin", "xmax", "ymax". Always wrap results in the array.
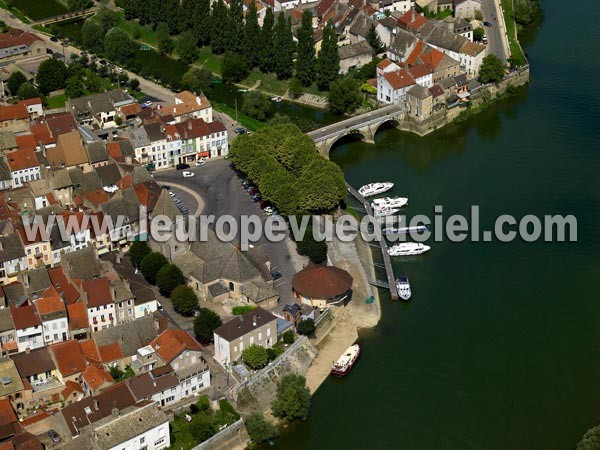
[{"xmin": 480, "ymin": 0, "xmax": 511, "ymax": 64}]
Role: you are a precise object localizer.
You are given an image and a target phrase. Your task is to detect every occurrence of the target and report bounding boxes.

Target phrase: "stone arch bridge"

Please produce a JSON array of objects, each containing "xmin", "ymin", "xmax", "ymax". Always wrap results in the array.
[{"xmin": 307, "ymin": 104, "xmax": 406, "ymax": 157}]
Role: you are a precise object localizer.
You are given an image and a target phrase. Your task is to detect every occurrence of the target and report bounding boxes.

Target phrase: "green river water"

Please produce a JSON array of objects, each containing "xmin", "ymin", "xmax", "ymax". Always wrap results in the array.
[{"xmin": 271, "ymin": 0, "xmax": 600, "ymax": 449}]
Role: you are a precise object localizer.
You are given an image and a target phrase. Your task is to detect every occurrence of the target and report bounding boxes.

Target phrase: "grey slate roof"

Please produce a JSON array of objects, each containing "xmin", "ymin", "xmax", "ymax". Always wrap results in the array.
[
  {"xmin": 0, "ymin": 308, "xmax": 15, "ymax": 333},
  {"xmin": 3, "ymin": 282, "xmax": 26, "ymax": 307},
  {"xmin": 143, "ymin": 123, "xmax": 165, "ymax": 143},
  {"xmin": 100, "ymin": 187, "xmax": 141, "ymax": 224},
  {"xmin": 407, "ymin": 84, "xmax": 432, "ymax": 100},
  {"xmin": 122, "ymin": 127, "xmax": 150, "ymax": 149},
  {"xmin": 93, "ymin": 314, "xmax": 158, "ymax": 357},
  {"xmin": 241, "ymin": 279, "xmax": 279, "ymax": 304},
  {"xmin": 0, "ymin": 233, "xmax": 25, "ymax": 263},
  {"xmin": 0, "ymin": 160, "xmax": 11, "ymax": 182},
  {"xmin": 214, "ymin": 306, "xmax": 277, "ymax": 341},
  {"xmin": 151, "ymin": 189, "xmax": 181, "ymax": 222},
  {"xmin": 349, "ymin": 14, "xmax": 378, "ymax": 39},
  {"xmin": 0, "ymin": 357, "xmax": 24, "ymax": 397},
  {"xmin": 69, "ymin": 90, "xmax": 135, "ymax": 117},
  {"xmin": 69, "ymin": 168, "xmax": 102, "ymax": 196},
  {"xmin": 61, "ymin": 246, "xmax": 101, "ymax": 280},
  {"xmin": 50, "ymin": 168, "xmax": 73, "ymax": 189},
  {"xmin": 131, "ymin": 166, "xmax": 152, "ymax": 185},
  {"xmin": 389, "ymin": 29, "xmax": 417, "ymax": 59},
  {"xmin": 25, "ymin": 267, "xmax": 51, "ymax": 296},
  {"xmin": 339, "ymin": 41, "xmax": 373, "ymax": 60},
  {"xmin": 85, "ymin": 141, "xmax": 108, "ymax": 164},
  {"xmin": 96, "ymin": 163, "xmax": 122, "ymax": 187}
]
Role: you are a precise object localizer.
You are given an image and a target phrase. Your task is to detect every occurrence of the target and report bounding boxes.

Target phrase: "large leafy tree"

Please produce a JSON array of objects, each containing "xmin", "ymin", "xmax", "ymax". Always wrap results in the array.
[
  {"xmin": 242, "ymin": 344, "xmax": 268, "ymax": 370},
  {"xmin": 193, "ymin": 308, "xmax": 222, "ymax": 341},
  {"xmin": 273, "ymin": 13, "xmax": 294, "ymax": 80},
  {"xmin": 242, "ymin": 1, "xmax": 261, "ymax": 68},
  {"xmin": 245, "ymin": 413, "xmax": 278, "ymax": 444},
  {"xmin": 222, "ymin": 52, "xmax": 249, "ymax": 83},
  {"xmin": 139, "ymin": 251, "xmax": 168, "ymax": 284},
  {"xmin": 193, "ymin": 0, "xmax": 211, "ymax": 46},
  {"xmin": 65, "ymin": 76, "xmax": 85, "ymax": 98},
  {"xmin": 182, "ymin": 67, "xmax": 212, "ymax": 95},
  {"xmin": 366, "ymin": 24, "xmax": 384, "ymax": 54},
  {"xmin": 16, "ymin": 82, "xmax": 38, "ymax": 100},
  {"xmin": 295, "ymin": 10, "xmax": 316, "ymax": 86},
  {"xmin": 67, "ymin": 0, "xmax": 92, "ymax": 11},
  {"xmin": 170, "ymin": 285, "xmax": 199, "ymax": 316},
  {"xmin": 210, "ymin": 0, "xmax": 229, "ymax": 54},
  {"xmin": 104, "ymin": 27, "xmax": 134, "ymax": 64},
  {"xmin": 271, "ymin": 374, "xmax": 311, "ymax": 421},
  {"xmin": 578, "ymin": 425, "xmax": 600, "ymax": 450},
  {"xmin": 179, "ymin": 0, "xmax": 196, "ymax": 32},
  {"xmin": 95, "ymin": 7, "xmax": 119, "ymax": 33},
  {"xmin": 156, "ymin": 263, "xmax": 185, "ymax": 296},
  {"xmin": 36, "ymin": 59, "xmax": 68, "ymax": 95},
  {"xmin": 156, "ymin": 22, "xmax": 175, "ymax": 55},
  {"xmin": 227, "ymin": 0, "xmax": 244, "ymax": 53},
  {"xmin": 328, "ymin": 76, "xmax": 361, "ymax": 114},
  {"xmin": 259, "ymin": 8, "xmax": 275, "ymax": 73},
  {"xmin": 128, "ymin": 241, "xmax": 151, "ymax": 268},
  {"xmin": 82, "ymin": 20, "xmax": 104, "ymax": 53},
  {"xmin": 479, "ymin": 54, "xmax": 505, "ymax": 83},
  {"xmin": 316, "ymin": 20, "xmax": 339, "ymax": 90},
  {"xmin": 241, "ymin": 91, "xmax": 273, "ymax": 121},
  {"xmin": 297, "ymin": 318, "xmax": 316, "ymax": 335},
  {"xmin": 7, "ymin": 71, "xmax": 27, "ymax": 95},
  {"xmin": 177, "ymin": 31, "xmax": 199, "ymax": 65}
]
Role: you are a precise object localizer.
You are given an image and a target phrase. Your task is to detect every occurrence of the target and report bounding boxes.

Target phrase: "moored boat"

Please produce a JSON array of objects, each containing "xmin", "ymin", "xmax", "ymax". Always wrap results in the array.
[
  {"xmin": 384, "ymin": 225, "xmax": 430, "ymax": 235},
  {"xmin": 371, "ymin": 196, "xmax": 408, "ymax": 209},
  {"xmin": 331, "ymin": 343, "xmax": 360, "ymax": 377},
  {"xmin": 358, "ymin": 182, "xmax": 394, "ymax": 197},
  {"xmin": 373, "ymin": 206, "xmax": 401, "ymax": 218},
  {"xmin": 387, "ymin": 242, "xmax": 431, "ymax": 256},
  {"xmin": 396, "ymin": 276, "xmax": 412, "ymax": 300}
]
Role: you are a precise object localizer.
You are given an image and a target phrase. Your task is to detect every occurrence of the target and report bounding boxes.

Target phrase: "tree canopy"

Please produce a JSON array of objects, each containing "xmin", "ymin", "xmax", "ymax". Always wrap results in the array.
[
  {"xmin": 316, "ymin": 21, "xmax": 339, "ymax": 90},
  {"xmin": 139, "ymin": 251, "xmax": 168, "ymax": 285},
  {"xmin": 241, "ymin": 91, "xmax": 274, "ymax": 121},
  {"xmin": 366, "ymin": 24, "xmax": 384, "ymax": 54},
  {"xmin": 479, "ymin": 54, "xmax": 505, "ymax": 83},
  {"xmin": 7, "ymin": 71, "xmax": 27, "ymax": 95},
  {"xmin": 297, "ymin": 318, "xmax": 316, "ymax": 335},
  {"xmin": 245, "ymin": 413, "xmax": 278, "ymax": 443},
  {"xmin": 222, "ymin": 52, "xmax": 249, "ymax": 83},
  {"xmin": 156, "ymin": 22, "xmax": 175, "ymax": 55},
  {"xmin": 296, "ymin": 11, "xmax": 316, "ymax": 86},
  {"xmin": 128, "ymin": 241, "xmax": 151, "ymax": 268},
  {"xmin": 193, "ymin": 308, "xmax": 222, "ymax": 341},
  {"xmin": 328, "ymin": 77, "xmax": 361, "ymax": 114},
  {"xmin": 16, "ymin": 82, "xmax": 38, "ymax": 100},
  {"xmin": 577, "ymin": 425, "xmax": 600, "ymax": 450},
  {"xmin": 177, "ymin": 31, "xmax": 199, "ymax": 65},
  {"xmin": 170, "ymin": 285, "xmax": 199, "ymax": 316},
  {"xmin": 182, "ymin": 67, "xmax": 212, "ymax": 95},
  {"xmin": 36, "ymin": 59, "xmax": 68, "ymax": 95},
  {"xmin": 271, "ymin": 374, "xmax": 311, "ymax": 421},
  {"xmin": 156, "ymin": 263, "xmax": 185, "ymax": 296},
  {"xmin": 242, "ymin": 344, "xmax": 269, "ymax": 370},
  {"xmin": 104, "ymin": 28, "xmax": 134, "ymax": 64},
  {"xmin": 82, "ymin": 20, "xmax": 104, "ymax": 53}
]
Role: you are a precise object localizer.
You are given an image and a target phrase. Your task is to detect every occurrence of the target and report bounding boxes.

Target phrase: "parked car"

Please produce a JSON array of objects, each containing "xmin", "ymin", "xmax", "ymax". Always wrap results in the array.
[
  {"xmin": 234, "ymin": 127, "xmax": 246, "ymax": 134},
  {"xmin": 161, "ymin": 185, "xmax": 171, "ymax": 190},
  {"xmin": 80, "ymin": 51, "xmax": 87, "ymax": 57},
  {"xmin": 98, "ymin": 59, "xmax": 107, "ymax": 65},
  {"xmin": 182, "ymin": 171, "xmax": 195, "ymax": 178},
  {"xmin": 251, "ymin": 194, "xmax": 261, "ymax": 202},
  {"xmin": 50, "ymin": 36, "xmax": 59, "ymax": 42},
  {"xmin": 483, "ymin": 21, "xmax": 492, "ymax": 27},
  {"xmin": 48, "ymin": 430, "xmax": 61, "ymax": 443},
  {"xmin": 116, "ymin": 67, "xmax": 124, "ymax": 73},
  {"xmin": 264, "ymin": 206, "xmax": 274, "ymax": 215},
  {"xmin": 195, "ymin": 159, "xmax": 206, "ymax": 166},
  {"xmin": 176, "ymin": 163, "xmax": 190, "ymax": 170},
  {"xmin": 143, "ymin": 100, "xmax": 153, "ymax": 108},
  {"xmin": 270, "ymin": 270, "xmax": 282, "ymax": 281},
  {"xmin": 173, "ymin": 198, "xmax": 182, "ymax": 204}
]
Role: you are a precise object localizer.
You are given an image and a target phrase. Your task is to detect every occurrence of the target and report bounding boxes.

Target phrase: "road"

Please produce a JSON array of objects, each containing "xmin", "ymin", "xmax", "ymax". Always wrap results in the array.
[
  {"xmin": 154, "ymin": 160, "xmax": 299, "ymax": 311},
  {"xmin": 307, "ymin": 103, "xmax": 405, "ymax": 142},
  {"xmin": 480, "ymin": 0, "xmax": 510, "ymax": 64}
]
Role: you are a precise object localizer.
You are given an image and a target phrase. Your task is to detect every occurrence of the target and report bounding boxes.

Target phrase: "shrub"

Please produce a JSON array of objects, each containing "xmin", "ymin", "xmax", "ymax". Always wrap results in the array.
[
  {"xmin": 189, "ymin": 403, "xmax": 199, "ymax": 414},
  {"xmin": 197, "ymin": 395, "xmax": 210, "ymax": 412},
  {"xmin": 139, "ymin": 251, "xmax": 168, "ymax": 284},
  {"xmin": 282, "ymin": 330, "xmax": 295, "ymax": 345},
  {"xmin": 241, "ymin": 90, "xmax": 273, "ymax": 121},
  {"xmin": 215, "ymin": 400, "xmax": 240, "ymax": 426},
  {"xmin": 242, "ymin": 344, "xmax": 268, "ymax": 370},
  {"xmin": 266, "ymin": 347, "xmax": 277, "ymax": 361},
  {"xmin": 222, "ymin": 52, "xmax": 249, "ymax": 83},
  {"xmin": 170, "ymin": 285, "xmax": 198, "ymax": 316}
]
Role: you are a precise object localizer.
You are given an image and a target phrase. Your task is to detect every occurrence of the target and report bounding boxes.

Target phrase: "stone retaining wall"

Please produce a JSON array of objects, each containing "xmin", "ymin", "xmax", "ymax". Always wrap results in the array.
[{"xmin": 191, "ymin": 418, "xmax": 246, "ymax": 450}]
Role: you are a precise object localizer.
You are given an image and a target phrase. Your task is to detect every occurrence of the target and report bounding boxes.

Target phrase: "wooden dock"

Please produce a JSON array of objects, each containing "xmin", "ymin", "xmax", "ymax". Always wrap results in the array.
[{"xmin": 346, "ymin": 183, "xmax": 399, "ymax": 300}]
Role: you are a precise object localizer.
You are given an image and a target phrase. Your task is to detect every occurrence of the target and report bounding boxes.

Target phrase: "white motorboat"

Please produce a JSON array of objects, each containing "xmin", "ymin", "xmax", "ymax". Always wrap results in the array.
[
  {"xmin": 396, "ymin": 276, "xmax": 412, "ymax": 300},
  {"xmin": 331, "ymin": 344, "xmax": 360, "ymax": 377},
  {"xmin": 387, "ymin": 242, "xmax": 431, "ymax": 256},
  {"xmin": 373, "ymin": 207, "xmax": 401, "ymax": 218},
  {"xmin": 371, "ymin": 196, "xmax": 408, "ymax": 209},
  {"xmin": 358, "ymin": 182, "xmax": 394, "ymax": 197},
  {"xmin": 384, "ymin": 225, "xmax": 430, "ymax": 235}
]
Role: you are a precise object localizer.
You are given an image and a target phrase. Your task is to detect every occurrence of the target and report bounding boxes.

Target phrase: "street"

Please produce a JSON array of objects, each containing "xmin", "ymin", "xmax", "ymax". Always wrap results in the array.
[{"xmin": 480, "ymin": 0, "xmax": 510, "ymax": 64}]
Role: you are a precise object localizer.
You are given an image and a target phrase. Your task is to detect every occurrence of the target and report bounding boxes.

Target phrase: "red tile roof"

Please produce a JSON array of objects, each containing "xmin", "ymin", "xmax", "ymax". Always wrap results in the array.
[
  {"xmin": 66, "ymin": 302, "xmax": 88, "ymax": 331},
  {"xmin": 81, "ymin": 365, "xmax": 113, "ymax": 392},
  {"xmin": 79, "ymin": 339, "xmax": 100, "ymax": 363},
  {"xmin": 61, "ymin": 380, "xmax": 83, "ymax": 400},
  {"xmin": 29, "ymin": 123, "xmax": 55, "ymax": 146},
  {"xmin": 150, "ymin": 329, "xmax": 202, "ymax": 363},
  {"xmin": 98, "ymin": 342, "xmax": 123, "ymax": 363},
  {"xmin": 0, "ymin": 28, "xmax": 42, "ymax": 50},
  {"xmin": 398, "ymin": 10, "xmax": 428, "ymax": 31},
  {"xmin": 6, "ymin": 148, "xmax": 39, "ymax": 171},
  {"xmin": 83, "ymin": 189, "xmax": 110, "ymax": 207},
  {"xmin": 409, "ymin": 63, "xmax": 431, "ymax": 79},
  {"xmin": 106, "ymin": 142, "xmax": 123, "ymax": 159},
  {"xmin": 420, "ymin": 48, "xmax": 446, "ymax": 71},
  {"xmin": 48, "ymin": 267, "xmax": 80, "ymax": 304},
  {"xmin": 35, "ymin": 287, "xmax": 66, "ymax": 315},
  {"xmin": 10, "ymin": 305, "xmax": 41, "ymax": 330},
  {"xmin": 383, "ymin": 69, "xmax": 416, "ymax": 90},
  {"xmin": 15, "ymin": 134, "xmax": 37, "ymax": 151},
  {"xmin": 119, "ymin": 103, "xmax": 141, "ymax": 117},
  {"xmin": 82, "ymin": 278, "xmax": 112, "ymax": 308},
  {"xmin": 406, "ymin": 40, "xmax": 424, "ymax": 66},
  {"xmin": 0, "ymin": 103, "xmax": 28, "ymax": 122},
  {"xmin": 50, "ymin": 340, "xmax": 87, "ymax": 377},
  {"xmin": 0, "ymin": 398, "xmax": 17, "ymax": 427},
  {"xmin": 19, "ymin": 98, "xmax": 42, "ymax": 107}
]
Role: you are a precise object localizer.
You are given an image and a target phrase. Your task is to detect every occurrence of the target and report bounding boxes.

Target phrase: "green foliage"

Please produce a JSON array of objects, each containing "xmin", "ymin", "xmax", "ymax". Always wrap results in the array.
[
  {"xmin": 273, "ymin": 12, "xmax": 294, "ymax": 80},
  {"xmin": 16, "ymin": 82, "xmax": 38, "ymax": 100},
  {"xmin": 176, "ymin": 31, "xmax": 199, "ymax": 65},
  {"xmin": 232, "ymin": 305, "xmax": 256, "ymax": 315},
  {"xmin": 139, "ymin": 251, "xmax": 168, "ymax": 284},
  {"xmin": 479, "ymin": 54, "xmax": 505, "ymax": 83},
  {"xmin": 95, "ymin": 7, "xmax": 119, "ymax": 33},
  {"xmin": 577, "ymin": 425, "xmax": 600, "ymax": 450},
  {"xmin": 360, "ymin": 82, "xmax": 377, "ymax": 94},
  {"xmin": 295, "ymin": 226, "xmax": 328, "ymax": 264},
  {"xmin": 156, "ymin": 263, "xmax": 185, "ymax": 296},
  {"xmin": 104, "ymin": 27, "xmax": 134, "ymax": 64},
  {"xmin": 366, "ymin": 24, "xmax": 384, "ymax": 54},
  {"xmin": 197, "ymin": 395, "xmax": 210, "ymax": 412},
  {"xmin": 210, "ymin": 0, "xmax": 229, "ymax": 54},
  {"xmin": 182, "ymin": 67, "xmax": 212, "ymax": 95},
  {"xmin": 282, "ymin": 330, "xmax": 295, "ymax": 345},
  {"xmin": 295, "ymin": 159, "xmax": 347, "ymax": 211},
  {"xmin": 316, "ymin": 20, "xmax": 339, "ymax": 90},
  {"xmin": 222, "ymin": 52, "xmax": 249, "ymax": 83},
  {"xmin": 193, "ymin": 0, "xmax": 211, "ymax": 46},
  {"xmin": 288, "ymin": 78, "xmax": 303, "ymax": 99},
  {"xmin": 297, "ymin": 318, "xmax": 316, "ymax": 335},
  {"xmin": 170, "ymin": 285, "xmax": 199, "ymax": 316},
  {"xmin": 128, "ymin": 240, "xmax": 151, "ymax": 267},
  {"xmin": 296, "ymin": 10, "xmax": 316, "ymax": 86},
  {"xmin": 65, "ymin": 76, "xmax": 85, "ymax": 98},
  {"xmin": 514, "ymin": 0, "xmax": 541, "ymax": 25},
  {"xmin": 227, "ymin": 0, "xmax": 244, "ymax": 53},
  {"xmin": 193, "ymin": 308, "xmax": 222, "ymax": 341},
  {"xmin": 189, "ymin": 413, "xmax": 217, "ymax": 442},
  {"xmin": 245, "ymin": 413, "xmax": 278, "ymax": 443},
  {"xmin": 214, "ymin": 400, "xmax": 240, "ymax": 426},
  {"xmin": 7, "ymin": 71, "xmax": 27, "ymax": 95},
  {"xmin": 259, "ymin": 8, "xmax": 275, "ymax": 73},
  {"xmin": 67, "ymin": 0, "xmax": 92, "ymax": 11},
  {"xmin": 241, "ymin": 91, "xmax": 273, "ymax": 121},
  {"xmin": 242, "ymin": 344, "xmax": 269, "ymax": 370},
  {"xmin": 156, "ymin": 22, "xmax": 174, "ymax": 55},
  {"xmin": 129, "ymin": 78, "xmax": 140, "ymax": 91},
  {"xmin": 36, "ymin": 59, "xmax": 68, "ymax": 95},
  {"xmin": 271, "ymin": 374, "xmax": 311, "ymax": 421},
  {"xmin": 109, "ymin": 365, "xmax": 134, "ymax": 381},
  {"xmin": 473, "ymin": 27, "xmax": 485, "ymax": 42},
  {"xmin": 328, "ymin": 77, "xmax": 361, "ymax": 114},
  {"xmin": 474, "ymin": 9, "xmax": 483, "ymax": 20},
  {"xmin": 0, "ymin": 20, "xmax": 8, "ymax": 34},
  {"xmin": 242, "ymin": 1, "xmax": 261, "ymax": 68}
]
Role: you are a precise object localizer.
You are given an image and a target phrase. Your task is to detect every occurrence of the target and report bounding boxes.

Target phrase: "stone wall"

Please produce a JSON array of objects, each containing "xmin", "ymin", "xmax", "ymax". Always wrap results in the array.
[
  {"xmin": 230, "ymin": 336, "xmax": 318, "ymax": 414},
  {"xmin": 191, "ymin": 418, "xmax": 247, "ymax": 450}
]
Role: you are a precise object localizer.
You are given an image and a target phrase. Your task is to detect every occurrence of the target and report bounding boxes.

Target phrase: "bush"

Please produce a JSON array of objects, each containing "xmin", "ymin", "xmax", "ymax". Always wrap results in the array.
[
  {"xmin": 479, "ymin": 54, "xmax": 505, "ymax": 83},
  {"xmin": 128, "ymin": 241, "xmax": 151, "ymax": 268},
  {"xmin": 156, "ymin": 263, "xmax": 185, "ymax": 296},
  {"xmin": 328, "ymin": 77, "xmax": 361, "ymax": 114},
  {"xmin": 193, "ymin": 308, "xmax": 222, "ymax": 341},
  {"xmin": 266, "ymin": 347, "xmax": 277, "ymax": 361},
  {"xmin": 170, "ymin": 285, "xmax": 199, "ymax": 316},
  {"xmin": 271, "ymin": 374, "xmax": 311, "ymax": 421},
  {"xmin": 288, "ymin": 78, "xmax": 303, "ymax": 99},
  {"xmin": 245, "ymin": 413, "xmax": 278, "ymax": 443},
  {"xmin": 297, "ymin": 318, "xmax": 315, "ymax": 336},
  {"xmin": 139, "ymin": 251, "xmax": 168, "ymax": 284},
  {"xmin": 232, "ymin": 305, "xmax": 256, "ymax": 315},
  {"xmin": 17, "ymin": 82, "xmax": 38, "ymax": 100},
  {"xmin": 7, "ymin": 71, "xmax": 27, "ymax": 95},
  {"xmin": 189, "ymin": 403, "xmax": 199, "ymax": 414},
  {"xmin": 197, "ymin": 395, "xmax": 210, "ymax": 412},
  {"xmin": 189, "ymin": 414, "xmax": 217, "ymax": 442},
  {"xmin": 282, "ymin": 330, "xmax": 295, "ymax": 345},
  {"xmin": 242, "ymin": 344, "xmax": 268, "ymax": 370}
]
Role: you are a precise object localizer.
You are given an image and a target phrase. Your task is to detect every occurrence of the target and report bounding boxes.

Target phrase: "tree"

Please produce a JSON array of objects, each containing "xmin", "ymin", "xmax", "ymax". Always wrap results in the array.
[
  {"xmin": 479, "ymin": 54, "xmax": 505, "ymax": 83},
  {"xmin": 170, "ymin": 285, "xmax": 199, "ymax": 316},
  {"xmin": 104, "ymin": 28, "xmax": 134, "ymax": 64},
  {"xmin": 366, "ymin": 24, "xmax": 384, "ymax": 54},
  {"xmin": 7, "ymin": 71, "xmax": 27, "ymax": 95},
  {"xmin": 16, "ymin": 82, "xmax": 38, "ymax": 100},
  {"xmin": 241, "ymin": 91, "xmax": 273, "ymax": 121},
  {"xmin": 182, "ymin": 68, "xmax": 212, "ymax": 95},
  {"xmin": 273, "ymin": 13, "xmax": 294, "ymax": 80},
  {"xmin": 259, "ymin": 8, "xmax": 275, "ymax": 73},
  {"xmin": 316, "ymin": 21, "xmax": 339, "ymax": 90},
  {"xmin": 193, "ymin": 0, "xmax": 211, "ymax": 46},
  {"xmin": 271, "ymin": 374, "xmax": 311, "ymax": 421},
  {"xmin": 514, "ymin": 0, "xmax": 541, "ymax": 25},
  {"xmin": 139, "ymin": 251, "xmax": 168, "ymax": 284},
  {"xmin": 189, "ymin": 414, "xmax": 217, "ymax": 442},
  {"xmin": 296, "ymin": 10, "xmax": 316, "ymax": 86},
  {"xmin": 242, "ymin": 1, "xmax": 261, "ymax": 68},
  {"xmin": 65, "ymin": 76, "xmax": 85, "ymax": 98},
  {"xmin": 227, "ymin": 0, "xmax": 244, "ymax": 53},
  {"xmin": 245, "ymin": 413, "xmax": 278, "ymax": 443},
  {"xmin": 296, "ymin": 228, "xmax": 327, "ymax": 264},
  {"xmin": 156, "ymin": 22, "xmax": 174, "ymax": 55},
  {"xmin": 222, "ymin": 52, "xmax": 249, "ymax": 83},
  {"xmin": 288, "ymin": 78, "xmax": 303, "ymax": 99},
  {"xmin": 67, "ymin": 0, "xmax": 92, "ymax": 11},
  {"xmin": 156, "ymin": 263, "xmax": 185, "ymax": 296},
  {"xmin": 297, "ymin": 318, "xmax": 316, "ymax": 335},
  {"xmin": 36, "ymin": 59, "xmax": 68, "ymax": 95},
  {"xmin": 95, "ymin": 7, "xmax": 119, "ymax": 33},
  {"xmin": 193, "ymin": 308, "xmax": 222, "ymax": 341},
  {"xmin": 210, "ymin": 0, "xmax": 229, "ymax": 54},
  {"xmin": 128, "ymin": 241, "xmax": 151, "ymax": 268},
  {"xmin": 242, "ymin": 344, "xmax": 268, "ymax": 370},
  {"xmin": 473, "ymin": 27, "xmax": 485, "ymax": 42},
  {"xmin": 129, "ymin": 78, "xmax": 140, "ymax": 91},
  {"xmin": 578, "ymin": 425, "xmax": 600, "ymax": 450},
  {"xmin": 282, "ymin": 330, "xmax": 295, "ymax": 345},
  {"xmin": 474, "ymin": 9, "xmax": 483, "ymax": 21},
  {"xmin": 177, "ymin": 31, "xmax": 199, "ymax": 65},
  {"xmin": 328, "ymin": 77, "xmax": 361, "ymax": 114}
]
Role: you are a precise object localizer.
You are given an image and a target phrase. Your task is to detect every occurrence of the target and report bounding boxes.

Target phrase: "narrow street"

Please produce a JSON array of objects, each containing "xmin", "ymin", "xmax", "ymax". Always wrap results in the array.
[{"xmin": 480, "ymin": 0, "xmax": 510, "ymax": 64}]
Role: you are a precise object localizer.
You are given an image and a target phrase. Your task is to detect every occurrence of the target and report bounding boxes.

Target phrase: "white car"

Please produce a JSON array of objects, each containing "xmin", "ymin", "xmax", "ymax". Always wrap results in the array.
[
  {"xmin": 264, "ymin": 206, "xmax": 274, "ymax": 215},
  {"xmin": 182, "ymin": 171, "xmax": 195, "ymax": 178},
  {"xmin": 116, "ymin": 67, "xmax": 124, "ymax": 73},
  {"xmin": 195, "ymin": 159, "xmax": 206, "ymax": 167}
]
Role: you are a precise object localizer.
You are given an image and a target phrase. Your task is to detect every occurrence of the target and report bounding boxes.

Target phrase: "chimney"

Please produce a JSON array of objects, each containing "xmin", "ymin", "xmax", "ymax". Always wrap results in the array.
[
  {"xmin": 252, "ymin": 315, "xmax": 257, "ymax": 326},
  {"xmin": 25, "ymin": 347, "xmax": 30, "ymax": 354},
  {"xmin": 93, "ymin": 399, "xmax": 99, "ymax": 410},
  {"xmin": 111, "ymin": 407, "xmax": 119, "ymax": 417}
]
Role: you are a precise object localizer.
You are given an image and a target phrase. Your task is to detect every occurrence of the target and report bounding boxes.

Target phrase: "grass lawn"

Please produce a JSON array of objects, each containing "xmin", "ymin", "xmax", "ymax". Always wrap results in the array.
[
  {"xmin": 11, "ymin": 0, "xmax": 67, "ymax": 21},
  {"xmin": 116, "ymin": 15, "xmax": 159, "ymax": 48},
  {"xmin": 241, "ymin": 70, "xmax": 288, "ymax": 96},
  {"xmin": 196, "ymin": 47, "xmax": 223, "ymax": 74},
  {"xmin": 213, "ymin": 103, "xmax": 266, "ymax": 131},
  {"xmin": 170, "ymin": 415, "xmax": 198, "ymax": 450},
  {"xmin": 500, "ymin": 0, "xmax": 527, "ymax": 65},
  {"xmin": 46, "ymin": 94, "xmax": 67, "ymax": 109}
]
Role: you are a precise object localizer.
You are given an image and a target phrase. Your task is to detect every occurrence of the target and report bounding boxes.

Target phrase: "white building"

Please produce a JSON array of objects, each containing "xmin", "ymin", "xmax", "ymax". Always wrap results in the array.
[
  {"xmin": 377, "ymin": 61, "xmax": 417, "ymax": 104},
  {"xmin": 11, "ymin": 305, "xmax": 44, "ymax": 352},
  {"xmin": 82, "ymin": 278, "xmax": 116, "ymax": 332},
  {"xmin": 6, "ymin": 148, "xmax": 41, "ymax": 188},
  {"xmin": 0, "ymin": 233, "xmax": 27, "ymax": 284},
  {"xmin": 34, "ymin": 288, "xmax": 70, "ymax": 345},
  {"xmin": 454, "ymin": 0, "xmax": 482, "ymax": 19}
]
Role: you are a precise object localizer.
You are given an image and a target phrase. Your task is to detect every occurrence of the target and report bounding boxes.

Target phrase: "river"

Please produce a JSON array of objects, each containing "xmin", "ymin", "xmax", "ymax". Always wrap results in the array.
[{"xmin": 271, "ymin": 0, "xmax": 600, "ymax": 448}]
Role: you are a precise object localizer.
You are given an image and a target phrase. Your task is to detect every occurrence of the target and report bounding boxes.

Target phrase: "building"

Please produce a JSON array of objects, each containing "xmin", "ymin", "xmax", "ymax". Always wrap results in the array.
[
  {"xmin": 377, "ymin": 66, "xmax": 416, "ymax": 103},
  {"xmin": 34, "ymin": 286, "xmax": 69, "ymax": 345},
  {"xmin": 6, "ymin": 148, "xmax": 41, "ymax": 188},
  {"xmin": 214, "ymin": 307, "xmax": 278, "ymax": 366},
  {"xmin": 161, "ymin": 91, "xmax": 213, "ymax": 123},
  {"xmin": 339, "ymin": 41, "xmax": 374, "ymax": 74},
  {"xmin": 66, "ymin": 90, "xmax": 136, "ymax": 129},
  {"xmin": 454, "ymin": 0, "xmax": 482, "ymax": 19},
  {"xmin": 292, "ymin": 263, "xmax": 353, "ymax": 308},
  {"xmin": 0, "ymin": 233, "xmax": 27, "ymax": 285},
  {"xmin": 0, "ymin": 28, "xmax": 46, "ymax": 64},
  {"xmin": 11, "ymin": 305, "xmax": 43, "ymax": 352},
  {"xmin": 406, "ymin": 84, "xmax": 434, "ymax": 119},
  {"xmin": 82, "ymin": 277, "xmax": 115, "ymax": 332}
]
